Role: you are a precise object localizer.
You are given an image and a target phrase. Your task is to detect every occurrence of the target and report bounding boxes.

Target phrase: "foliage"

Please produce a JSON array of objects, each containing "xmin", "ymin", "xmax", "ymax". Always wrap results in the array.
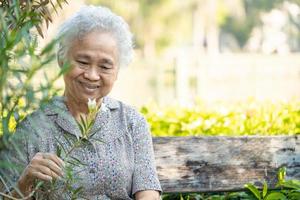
[
  {"xmin": 78, "ymin": 98, "xmax": 100, "ymax": 139},
  {"xmin": 0, "ymin": 0, "xmax": 67, "ymax": 38},
  {"xmin": 141, "ymin": 100, "xmax": 300, "ymax": 136},
  {"xmin": 0, "ymin": 0, "xmax": 69, "ymax": 139},
  {"xmin": 244, "ymin": 167, "xmax": 300, "ymax": 200},
  {"xmin": 162, "ymin": 167, "xmax": 300, "ymax": 200},
  {"xmin": 86, "ymin": 0, "xmax": 300, "ymax": 53},
  {"xmin": 162, "ymin": 192, "xmax": 256, "ymax": 200},
  {"xmin": 0, "ymin": 0, "xmax": 73, "ymax": 199},
  {"xmin": 221, "ymin": 0, "xmax": 300, "ymax": 48},
  {"xmin": 86, "ymin": 0, "xmax": 196, "ymax": 55},
  {"xmin": 0, "ymin": 2, "xmax": 105, "ymax": 198}
]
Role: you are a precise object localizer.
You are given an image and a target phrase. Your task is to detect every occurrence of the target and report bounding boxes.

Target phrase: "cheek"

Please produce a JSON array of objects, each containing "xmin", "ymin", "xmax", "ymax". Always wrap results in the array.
[
  {"xmin": 106, "ymin": 76, "xmax": 118, "ymax": 87},
  {"xmin": 63, "ymin": 76, "xmax": 74, "ymax": 91},
  {"xmin": 63, "ymin": 73, "xmax": 73, "ymax": 85},
  {"xmin": 65, "ymin": 66, "xmax": 84, "ymax": 79},
  {"xmin": 111, "ymin": 70, "xmax": 118, "ymax": 82},
  {"xmin": 63, "ymin": 69, "xmax": 83, "ymax": 88}
]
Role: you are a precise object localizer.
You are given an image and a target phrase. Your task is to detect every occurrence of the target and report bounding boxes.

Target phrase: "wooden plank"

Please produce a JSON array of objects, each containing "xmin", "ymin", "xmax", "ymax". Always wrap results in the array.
[{"xmin": 153, "ymin": 136, "xmax": 300, "ymax": 193}]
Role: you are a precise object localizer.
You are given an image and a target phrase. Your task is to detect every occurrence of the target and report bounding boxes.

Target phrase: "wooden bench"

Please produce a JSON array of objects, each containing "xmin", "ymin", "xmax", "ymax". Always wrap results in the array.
[{"xmin": 153, "ymin": 136, "xmax": 300, "ymax": 193}]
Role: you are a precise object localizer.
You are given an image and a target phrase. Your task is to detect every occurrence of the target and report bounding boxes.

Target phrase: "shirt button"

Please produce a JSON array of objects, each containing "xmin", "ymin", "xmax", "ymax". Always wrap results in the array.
[{"xmin": 89, "ymin": 168, "xmax": 96, "ymax": 173}]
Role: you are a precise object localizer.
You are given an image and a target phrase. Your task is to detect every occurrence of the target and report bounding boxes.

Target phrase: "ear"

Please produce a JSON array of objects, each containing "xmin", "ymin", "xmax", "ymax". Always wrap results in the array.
[
  {"xmin": 57, "ymin": 55, "xmax": 64, "ymax": 68},
  {"xmin": 58, "ymin": 60, "xmax": 64, "ymax": 68}
]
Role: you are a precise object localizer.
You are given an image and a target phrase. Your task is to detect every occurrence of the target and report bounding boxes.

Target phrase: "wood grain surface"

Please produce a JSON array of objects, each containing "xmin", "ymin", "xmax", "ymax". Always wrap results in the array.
[{"xmin": 153, "ymin": 136, "xmax": 300, "ymax": 193}]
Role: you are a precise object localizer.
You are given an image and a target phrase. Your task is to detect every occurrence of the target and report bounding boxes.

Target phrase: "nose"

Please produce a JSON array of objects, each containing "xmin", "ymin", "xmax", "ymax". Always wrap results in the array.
[{"xmin": 83, "ymin": 67, "xmax": 100, "ymax": 81}]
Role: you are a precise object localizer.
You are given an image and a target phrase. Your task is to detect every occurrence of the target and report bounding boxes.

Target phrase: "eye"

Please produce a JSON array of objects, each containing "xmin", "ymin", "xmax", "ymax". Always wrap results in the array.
[
  {"xmin": 100, "ymin": 65, "xmax": 110, "ymax": 70},
  {"xmin": 76, "ymin": 60, "xmax": 89, "ymax": 65}
]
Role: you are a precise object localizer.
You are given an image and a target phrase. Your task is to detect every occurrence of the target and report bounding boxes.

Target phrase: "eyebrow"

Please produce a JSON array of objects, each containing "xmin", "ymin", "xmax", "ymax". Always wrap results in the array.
[
  {"xmin": 101, "ymin": 58, "xmax": 114, "ymax": 66},
  {"xmin": 76, "ymin": 54, "xmax": 91, "ymax": 60}
]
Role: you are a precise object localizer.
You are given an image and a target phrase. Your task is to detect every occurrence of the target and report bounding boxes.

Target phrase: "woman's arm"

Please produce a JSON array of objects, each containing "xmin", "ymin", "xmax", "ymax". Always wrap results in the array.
[
  {"xmin": 2, "ymin": 152, "xmax": 64, "ymax": 200},
  {"xmin": 1, "ymin": 115, "xmax": 64, "ymax": 199},
  {"xmin": 128, "ymin": 108, "xmax": 162, "ymax": 198},
  {"xmin": 135, "ymin": 190, "xmax": 160, "ymax": 200}
]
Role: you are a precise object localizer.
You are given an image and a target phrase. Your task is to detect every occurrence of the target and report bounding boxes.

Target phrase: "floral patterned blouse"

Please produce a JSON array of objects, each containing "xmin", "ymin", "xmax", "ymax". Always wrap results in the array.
[{"xmin": 1, "ymin": 96, "xmax": 162, "ymax": 199}]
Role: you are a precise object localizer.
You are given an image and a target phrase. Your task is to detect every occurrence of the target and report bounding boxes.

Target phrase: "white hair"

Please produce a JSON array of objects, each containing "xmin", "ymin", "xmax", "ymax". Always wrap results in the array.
[{"xmin": 57, "ymin": 5, "xmax": 133, "ymax": 68}]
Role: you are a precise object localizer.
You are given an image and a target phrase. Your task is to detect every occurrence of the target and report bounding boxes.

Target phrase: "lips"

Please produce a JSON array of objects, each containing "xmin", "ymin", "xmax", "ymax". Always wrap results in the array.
[{"xmin": 78, "ymin": 81, "xmax": 100, "ymax": 92}]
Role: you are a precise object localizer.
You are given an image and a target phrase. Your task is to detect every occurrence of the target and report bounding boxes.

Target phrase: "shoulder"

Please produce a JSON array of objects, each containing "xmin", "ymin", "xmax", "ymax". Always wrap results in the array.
[
  {"xmin": 104, "ymin": 96, "xmax": 145, "ymax": 119},
  {"xmin": 17, "ymin": 109, "xmax": 45, "ymax": 131},
  {"xmin": 16, "ymin": 97, "xmax": 60, "ymax": 132},
  {"xmin": 104, "ymin": 96, "xmax": 148, "ymax": 128}
]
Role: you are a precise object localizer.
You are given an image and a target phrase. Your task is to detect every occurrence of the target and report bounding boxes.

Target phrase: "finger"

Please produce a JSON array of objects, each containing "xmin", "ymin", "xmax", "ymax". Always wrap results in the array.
[
  {"xmin": 34, "ymin": 152, "xmax": 44, "ymax": 160},
  {"xmin": 35, "ymin": 165, "xmax": 61, "ymax": 180},
  {"xmin": 31, "ymin": 171, "xmax": 52, "ymax": 182},
  {"xmin": 39, "ymin": 159, "xmax": 63, "ymax": 177},
  {"xmin": 31, "ymin": 153, "xmax": 64, "ymax": 176},
  {"xmin": 44, "ymin": 153, "xmax": 65, "ymax": 168},
  {"xmin": 56, "ymin": 156, "xmax": 65, "ymax": 168}
]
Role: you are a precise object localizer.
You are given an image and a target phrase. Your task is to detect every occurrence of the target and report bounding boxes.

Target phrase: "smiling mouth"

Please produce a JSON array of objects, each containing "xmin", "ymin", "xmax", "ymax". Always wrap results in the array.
[{"xmin": 79, "ymin": 81, "xmax": 100, "ymax": 92}]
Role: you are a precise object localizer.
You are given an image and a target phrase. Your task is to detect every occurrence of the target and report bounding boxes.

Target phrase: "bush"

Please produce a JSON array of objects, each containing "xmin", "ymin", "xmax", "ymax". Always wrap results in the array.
[
  {"xmin": 141, "ymin": 100, "xmax": 300, "ymax": 136},
  {"xmin": 0, "ymin": 1, "xmax": 68, "ymax": 199},
  {"xmin": 162, "ymin": 167, "xmax": 300, "ymax": 200}
]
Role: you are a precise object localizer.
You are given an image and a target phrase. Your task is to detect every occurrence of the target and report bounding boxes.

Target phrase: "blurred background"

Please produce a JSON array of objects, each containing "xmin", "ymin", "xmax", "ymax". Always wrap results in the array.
[{"xmin": 40, "ymin": 0, "xmax": 300, "ymax": 108}]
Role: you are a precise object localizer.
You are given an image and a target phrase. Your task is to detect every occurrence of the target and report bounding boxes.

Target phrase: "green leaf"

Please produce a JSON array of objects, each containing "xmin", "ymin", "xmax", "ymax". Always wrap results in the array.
[
  {"xmin": 280, "ymin": 180, "xmax": 300, "ymax": 190},
  {"xmin": 72, "ymin": 186, "xmax": 83, "ymax": 196},
  {"xmin": 0, "ymin": 174, "xmax": 13, "ymax": 195},
  {"xmin": 56, "ymin": 145, "xmax": 62, "ymax": 158},
  {"xmin": 265, "ymin": 192, "xmax": 287, "ymax": 200},
  {"xmin": 70, "ymin": 156, "xmax": 88, "ymax": 166},
  {"xmin": 227, "ymin": 191, "xmax": 256, "ymax": 199},
  {"xmin": 79, "ymin": 114, "xmax": 87, "ymax": 131},
  {"xmin": 287, "ymin": 191, "xmax": 300, "ymax": 200},
  {"xmin": 40, "ymin": 37, "xmax": 60, "ymax": 55},
  {"xmin": 77, "ymin": 121, "xmax": 85, "ymax": 134},
  {"xmin": 57, "ymin": 0, "xmax": 63, "ymax": 9},
  {"xmin": 90, "ymin": 137, "xmax": 106, "ymax": 144},
  {"xmin": 209, "ymin": 195, "xmax": 224, "ymax": 200},
  {"xmin": 66, "ymin": 159, "xmax": 81, "ymax": 167},
  {"xmin": 54, "ymin": 136, "xmax": 67, "ymax": 155},
  {"xmin": 87, "ymin": 119, "xmax": 94, "ymax": 130},
  {"xmin": 58, "ymin": 60, "xmax": 71, "ymax": 76},
  {"xmin": 50, "ymin": 0, "xmax": 58, "ymax": 13},
  {"xmin": 263, "ymin": 181, "xmax": 268, "ymax": 198},
  {"xmin": 180, "ymin": 194, "xmax": 184, "ymax": 200},
  {"xmin": 245, "ymin": 183, "xmax": 261, "ymax": 200},
  {"xmin": 61, "ymin": 133, "xmax": 73, "ymax": 146},
  {"xmin": 278, "ymin": 167, "xmax": 286, "ymax": 183}
]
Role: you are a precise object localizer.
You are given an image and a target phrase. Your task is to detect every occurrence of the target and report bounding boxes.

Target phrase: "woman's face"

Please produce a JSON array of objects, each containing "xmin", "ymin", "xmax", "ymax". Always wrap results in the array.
[{"xmin": 63, "ymin": 31, "xmax": 119, "ymax": 104}]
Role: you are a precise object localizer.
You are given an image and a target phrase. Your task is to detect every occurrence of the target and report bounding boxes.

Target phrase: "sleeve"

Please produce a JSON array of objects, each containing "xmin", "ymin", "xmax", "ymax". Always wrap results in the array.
[
  {"xmin": 130, "ymin": 110, "xmax": 162, "ymax": 195},
  {"xmin": 0, "ymin": 118, "xmax": 32, "ymax": 194}
]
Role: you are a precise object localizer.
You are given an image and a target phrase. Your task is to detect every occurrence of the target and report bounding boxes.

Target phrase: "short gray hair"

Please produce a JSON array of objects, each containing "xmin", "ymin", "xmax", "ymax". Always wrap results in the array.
[{"xmin": 57, "ymin": 5, "xmax": 133, "ymax": 68}]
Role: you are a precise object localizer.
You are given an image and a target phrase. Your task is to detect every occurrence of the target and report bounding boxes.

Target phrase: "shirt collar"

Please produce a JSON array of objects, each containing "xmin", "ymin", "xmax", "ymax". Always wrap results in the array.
[
  {"xmin": 103, "ymin": 96, "xmax": 119, "ymax": 110},
  {"xmin": 43, "ymin": 95, "xmax": 119, "ymax": 115}
]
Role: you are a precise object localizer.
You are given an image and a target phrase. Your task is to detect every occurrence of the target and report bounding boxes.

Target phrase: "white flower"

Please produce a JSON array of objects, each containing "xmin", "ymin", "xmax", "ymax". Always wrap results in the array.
[{"xmin": 87, "ymin": 98, "xmax": 97, "ymax": 112}]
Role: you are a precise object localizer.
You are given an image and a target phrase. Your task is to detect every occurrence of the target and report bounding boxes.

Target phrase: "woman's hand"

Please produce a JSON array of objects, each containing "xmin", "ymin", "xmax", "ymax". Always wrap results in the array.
[
  {"xmin": 135, "ymin": 190, "xmax": 160, "ymax": 200},
  {"xmin": 17, "ymin": 152, "xmax": 65, "ymax": 196}
]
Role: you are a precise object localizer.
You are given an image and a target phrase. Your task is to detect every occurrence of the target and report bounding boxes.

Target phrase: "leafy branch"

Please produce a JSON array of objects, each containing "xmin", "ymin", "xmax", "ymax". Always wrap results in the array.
[
  {"xmin": 0, "ymin": 0, "xmax": 68, "ymax": 199},
  {"xmin": 245, "ymin": 167, "xmax": 300, "ymax": 200}
]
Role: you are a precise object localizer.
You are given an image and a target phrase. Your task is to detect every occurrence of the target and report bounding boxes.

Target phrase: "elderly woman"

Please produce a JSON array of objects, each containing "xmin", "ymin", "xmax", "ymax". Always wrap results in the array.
[{"xmin": 1, "ymin": 5, "xmax": 161, "ymax": 200}]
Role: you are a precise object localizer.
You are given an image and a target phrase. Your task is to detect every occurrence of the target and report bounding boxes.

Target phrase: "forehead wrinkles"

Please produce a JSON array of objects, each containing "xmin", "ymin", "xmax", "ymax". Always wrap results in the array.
[{"xmin": 68, "ymin": 32, "xmax": 119, "ymax": 64}]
